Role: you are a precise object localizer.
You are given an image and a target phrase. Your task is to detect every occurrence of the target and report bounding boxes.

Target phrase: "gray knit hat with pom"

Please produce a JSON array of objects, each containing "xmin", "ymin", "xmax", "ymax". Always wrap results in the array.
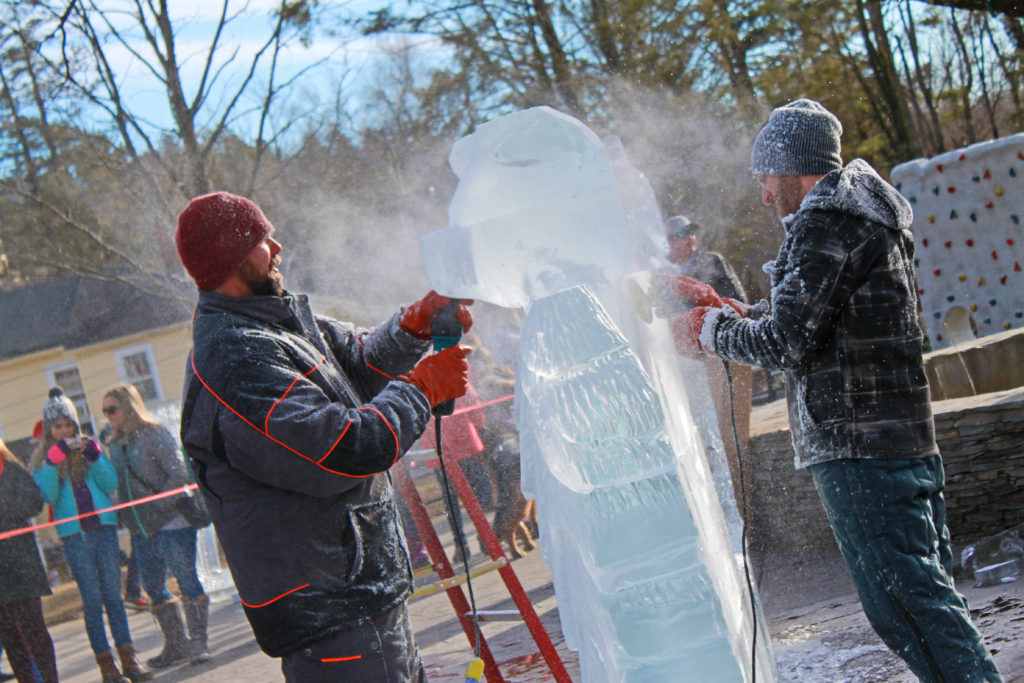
[
  {"xmin": 42, "ymin": 387, "xmax": 79, "ymax": 435},
  {"xmin": 750, "ymin": 99, "xmax": 843, "ymax": 176}
]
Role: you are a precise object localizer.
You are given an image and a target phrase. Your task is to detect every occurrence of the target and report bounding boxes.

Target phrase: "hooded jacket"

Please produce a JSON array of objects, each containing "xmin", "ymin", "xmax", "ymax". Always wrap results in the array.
[
  {"xmin": 712, "ymin": 159, "xmax": 938, "ymax": 468},
  {"xmin": 107, "ymin": 425, "xmax": 189, "ymax": 537},
  {"xmin": 179, "ymin": 289, "xmax": 431, "ymax": 656}
]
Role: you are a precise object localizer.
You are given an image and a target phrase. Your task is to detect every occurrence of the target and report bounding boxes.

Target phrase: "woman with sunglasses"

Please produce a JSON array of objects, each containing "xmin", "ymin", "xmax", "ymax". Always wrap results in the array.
[{"xmin": 101, "ymin": 385, "xmax": 209, "ymax": 670}]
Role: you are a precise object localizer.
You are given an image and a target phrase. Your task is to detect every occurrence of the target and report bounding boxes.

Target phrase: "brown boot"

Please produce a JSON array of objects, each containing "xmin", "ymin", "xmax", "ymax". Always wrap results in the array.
[
  {"xmin": 116, "ymin": 644, "xmax": 154, "ymax": 681},
  {"xmin": 146, "ymin": 601, "xmax": 190, "ymax": 669},
  {"xmin": 95, "ymin": 650, "xmax": 130, "ymax": 683}
]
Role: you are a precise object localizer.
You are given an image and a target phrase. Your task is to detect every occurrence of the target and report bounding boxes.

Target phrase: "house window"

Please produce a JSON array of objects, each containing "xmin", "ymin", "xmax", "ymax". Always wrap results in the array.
[
  {"xmin": 114, "ymin": 343, "xmax": 164, "ymax": 403},
  {"xmin": 45, "ymin": 362, "xmax": 95, "ymax": 435}
]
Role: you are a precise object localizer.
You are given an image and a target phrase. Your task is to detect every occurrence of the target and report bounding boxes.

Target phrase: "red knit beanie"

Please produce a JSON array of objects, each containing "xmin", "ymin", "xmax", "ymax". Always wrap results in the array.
[{"xmin": 175, "ymin": 192, "xmax": 275, "ymax": 290}]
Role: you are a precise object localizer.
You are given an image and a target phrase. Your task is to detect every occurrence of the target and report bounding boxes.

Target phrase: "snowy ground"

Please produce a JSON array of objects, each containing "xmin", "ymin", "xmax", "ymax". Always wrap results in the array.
[{"xmin": 761, "ymin": 549, "xmax": 1024, "ymax": 682}]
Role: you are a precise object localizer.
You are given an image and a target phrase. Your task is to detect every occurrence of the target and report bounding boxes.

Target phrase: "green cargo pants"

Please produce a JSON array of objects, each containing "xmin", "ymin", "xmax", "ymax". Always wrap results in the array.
[{"xmin": 809, "ymin": 455, "xmax": 1002, "ymax": 683}]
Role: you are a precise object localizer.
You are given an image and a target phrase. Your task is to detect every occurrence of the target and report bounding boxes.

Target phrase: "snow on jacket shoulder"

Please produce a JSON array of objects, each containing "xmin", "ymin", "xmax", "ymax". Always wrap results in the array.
[
  {"xmin": 713, "ymin": 160, "xmax": 938, "ymax": 468},
  {"xmin": 180, "ymin": 289, "xmax": 431, "ymax": 656}
]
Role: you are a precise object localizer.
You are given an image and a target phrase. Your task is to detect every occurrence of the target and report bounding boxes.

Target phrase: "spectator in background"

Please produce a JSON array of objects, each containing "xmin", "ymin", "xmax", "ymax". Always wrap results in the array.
[
  {"xmin": 32, "ymin": 388, "xmax": 151, "ymax": 683},
  {"xmin": 660, "ymin": 215, "xmax": 754, "ymax": 509},
  {"xmin": 103, "ymin": 384, "xmax": 209, "ymax": 669},
  {"xmin": 466, "ymin": 335, "xmax": 535, "ymax": 558},
  {"xmin": 0, "ymin": 437, "xmax": 58, "ymax": 683}
]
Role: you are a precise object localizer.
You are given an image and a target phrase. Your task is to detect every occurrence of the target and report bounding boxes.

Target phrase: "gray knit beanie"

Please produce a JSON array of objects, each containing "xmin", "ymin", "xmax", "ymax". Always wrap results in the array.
[
  {"xmin": 42, "ymin": 387, "xmax": 79, "ymax": 435},
  {"xmin": 750, "ymin": 99, "xmax": 843, "ymax": 176}
]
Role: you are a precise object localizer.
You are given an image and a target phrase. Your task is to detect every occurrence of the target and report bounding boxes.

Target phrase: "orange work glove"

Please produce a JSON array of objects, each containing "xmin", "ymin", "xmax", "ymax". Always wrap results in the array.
[
  {"xmin": 670, "ymin": 307, "xmax": 715, "ymax": 358},
  {"xmin": 401, "ymin": 345, "xmax": 472, "ymax": 407},
  {"xmin": 651, "ymin": 275, "xmax": 747, "ymax": 316},
  {"xmin": 400, "ymin": 291, "xmax": 474, "ymax": 339}
]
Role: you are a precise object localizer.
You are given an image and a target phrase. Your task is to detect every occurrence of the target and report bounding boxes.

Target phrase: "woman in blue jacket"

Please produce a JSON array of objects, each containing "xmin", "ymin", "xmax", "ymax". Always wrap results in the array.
[{"xmin": 32, "ymin": 389, "xmax": 151, "ymax": 683}]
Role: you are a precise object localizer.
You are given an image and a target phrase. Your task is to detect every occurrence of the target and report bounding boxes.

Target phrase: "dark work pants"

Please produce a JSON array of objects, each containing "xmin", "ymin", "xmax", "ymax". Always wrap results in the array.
[
  {"xmin": 281, "ymin": 602, "xmax": 427, "ymax": 683},
  {"xmin": 809, "ymin": 455, "xmax": 1002, "ymax": 683},
  {"xmin": 0, "ymin": 597, "xmax": 58, "ymax": 683}
]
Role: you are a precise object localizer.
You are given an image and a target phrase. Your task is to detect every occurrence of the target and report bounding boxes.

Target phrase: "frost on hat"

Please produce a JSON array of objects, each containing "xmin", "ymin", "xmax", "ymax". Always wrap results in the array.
[
  {"xmin": 175, "ymin": 191, "xmax": 275, "ymax": 290},
  {"xmin": 750, "ymin": 99, "xmax": 843, "ymax": 177},
  {"xmin": 42, "ymin": 387, "xmax": 79, "ymax": 435}
]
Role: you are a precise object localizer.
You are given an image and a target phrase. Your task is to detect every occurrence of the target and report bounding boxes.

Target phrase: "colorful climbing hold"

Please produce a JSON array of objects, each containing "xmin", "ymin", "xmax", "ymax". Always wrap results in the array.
[
  {"xmin": 1011, "ymin": 168, "xmax": 1018, "ymax": 177},
  {"xmin": 1001, "ymin": 275, "xmax": 1008, "ymax": 285},
  {"xmin": 928, "ymin": 215, "xmax": 935, "ymax": 223},
  {"xmin": 970, "ymin": 303, "xmax": 978, "ymax": 312},
  {"xmin": 922, "ymin": 238, "xmax": 929, "ymax": 246},
  {"xmin": 937, "ymin": 163, "xmax": 944, "ymax": 172},
  {"xmin": 984, "ymin": 318, "xmax": 992, "ymax": 325},
  {"xmin": 934, "ymin": 268, "xmax": 942, "ymax": 275},
  {"xmin": 1016, "ymin": 262, "xmax": 1022, "ymax": 272},
  {"xmin": 1006, "ymin": 322, "xmax": 1013, "ymax": 329},
  {"xmin": 933, "ymin": 311, "xmax": 942, "ymax": 318},
  {"xmin": 1009, "ymin": 238, "xmax": 1016, "ymax": 245},
  {"xmin": 992, "ymin": 250, "xmax": 999, "ymax": 259},
  {"xmin": 947, "ymin": 295, "xmax": 956, "ymax": 302},
  {"xmin": 932, "ymin": 186, "xmax": 940, "ymax": 196},
  {"xmin": 966, "ymin": 239, "xmax": 974, "ymax": 246},
  {"xmin": 959, "ymin": 154, "xmax": 966, "ymax": 161},
  {"xmin": 996, "ymin": 187, "xmax": 1004, "ymax": 196},
  {"xmin": 979, "ymin": 277, "xmax": 987, "ymax": 286},
  {"xmin": 945, "ymin": 241, "xmax": 952, "ymax": 248},
  {"xmin": 958, "ymin": 274, "xmax": 966, "ymax": 281},
  {"xmin": 1012, "ymin": 216, "xmax": 1020, "ymax": 225},
  {"xmin": 969, "ymin": 212, "xmax": 977, "ymax": 222},
  {"xmin": 990, "ymin": 299, "xmax": 998, "ymax": 306},
  {"xmin": 984, "ymin": 169, "xmax": 992, "ymax": 179},
  {"xmin": 910, "ymin": 195, "xmax": 916, "ymax": 203},
  {"xmin": 972, "ymin": 175, "xmax": 981, "ymax": 182}
]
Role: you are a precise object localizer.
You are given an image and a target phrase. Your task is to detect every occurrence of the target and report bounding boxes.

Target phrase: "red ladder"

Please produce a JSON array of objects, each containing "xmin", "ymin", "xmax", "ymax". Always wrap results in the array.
[{"xmin": 393, "ymin": 456, "xmax": 572, "ymax": 683}]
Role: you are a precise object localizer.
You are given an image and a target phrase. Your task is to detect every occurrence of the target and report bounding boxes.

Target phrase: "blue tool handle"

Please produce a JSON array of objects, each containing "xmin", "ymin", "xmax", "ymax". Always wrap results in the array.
[{"xmin": 431, "ymin": 300, "xmax": 463, "ymax": 416}]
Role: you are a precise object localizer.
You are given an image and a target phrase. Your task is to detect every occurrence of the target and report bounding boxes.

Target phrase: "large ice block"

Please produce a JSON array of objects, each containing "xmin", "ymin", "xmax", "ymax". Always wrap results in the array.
[{"xmin": 422, "ymin": 106, "xmax": 774, "ymax": 681}]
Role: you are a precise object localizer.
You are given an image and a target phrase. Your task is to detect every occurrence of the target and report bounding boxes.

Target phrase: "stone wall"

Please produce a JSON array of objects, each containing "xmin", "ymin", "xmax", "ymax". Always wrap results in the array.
[{"xmin": 747, "ymin": 388, "xmax": 1024, "ymax": 561}]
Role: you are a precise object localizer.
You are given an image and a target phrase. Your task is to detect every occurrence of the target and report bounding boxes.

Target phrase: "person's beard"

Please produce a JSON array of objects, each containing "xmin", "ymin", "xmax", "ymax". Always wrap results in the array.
[
  {"xmin": 774, "ymin": 176, "xmax": 807, "ymax": 219},
  {"xmin": 240, "ymin": 257, "xmax": 284, "ymax": 297}
]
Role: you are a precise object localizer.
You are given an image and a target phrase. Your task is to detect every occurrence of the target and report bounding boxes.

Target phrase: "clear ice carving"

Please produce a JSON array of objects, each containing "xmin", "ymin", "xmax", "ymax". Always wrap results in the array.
[{"xmin": 421, "ymin": 105, "xmax": 774, "ymax": 681}]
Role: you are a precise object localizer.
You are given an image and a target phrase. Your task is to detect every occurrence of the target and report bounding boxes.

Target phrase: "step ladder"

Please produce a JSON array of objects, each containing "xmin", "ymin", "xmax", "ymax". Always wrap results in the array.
[{"xmin": 393, "ymin": 454, "xmax": 572, "ymax": 683}]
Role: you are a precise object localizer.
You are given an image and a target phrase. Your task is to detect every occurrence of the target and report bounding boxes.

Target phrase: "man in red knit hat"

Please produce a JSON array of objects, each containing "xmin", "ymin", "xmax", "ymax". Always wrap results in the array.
[{"xmin": 175, "ymin": 191, "xmax": 473, "ymax": 682}]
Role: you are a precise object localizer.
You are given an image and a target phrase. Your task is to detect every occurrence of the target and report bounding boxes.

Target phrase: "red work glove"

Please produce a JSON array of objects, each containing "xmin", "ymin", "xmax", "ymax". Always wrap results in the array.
[
  {"xmin": 400, "ymin": 291, "xmax": 474, "ymax": 339},
  {"xmin": 651, "ymin": 275, "xmax": 746, "ymax": 316},
  {"xmin": 401, "ymin": 345, "xmax": 472, "ymax": 407},
  {"xmin": 670, "ymin": 306, "xmax": 715, "ymax": 358}
]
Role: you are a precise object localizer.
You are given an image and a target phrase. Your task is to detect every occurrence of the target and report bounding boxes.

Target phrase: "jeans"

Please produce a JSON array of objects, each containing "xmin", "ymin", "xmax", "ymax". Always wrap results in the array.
[
  {"xmin": 133, "ymin": 528, "xmax": 205, "ymax": 605},
  {"xmin": 810, "ymin": 456, "xmax": 1002, "ymax": 683},
  {"xmin": 0, "ymin": 597, "xmax": 57, "ymax": 682},
  {"xmin": 62, "ymin": 526, "xmax": 132, "ymax": 654}
]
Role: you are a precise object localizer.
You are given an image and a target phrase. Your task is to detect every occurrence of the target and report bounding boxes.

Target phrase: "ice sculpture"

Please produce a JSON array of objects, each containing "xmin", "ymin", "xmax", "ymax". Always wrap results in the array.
[{"xmin": 421, "ymin": 106, "xmax": 774, "ymax": 681}]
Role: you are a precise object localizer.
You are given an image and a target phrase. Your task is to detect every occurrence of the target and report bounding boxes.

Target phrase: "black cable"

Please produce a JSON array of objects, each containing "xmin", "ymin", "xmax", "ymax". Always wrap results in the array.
[
  {"xmin": 433, "ymin": 415, "xmax": 482, "ymax": 658},
  {"xmin": 723, "ymin": 358, "xmax": 759, "ymax": 682}
]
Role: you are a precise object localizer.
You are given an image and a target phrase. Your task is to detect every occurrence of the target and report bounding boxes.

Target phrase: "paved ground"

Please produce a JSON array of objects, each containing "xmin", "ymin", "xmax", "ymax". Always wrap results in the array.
[{"xmin": 39, "ymin": 541, "xmax": 1024, "ymax": 682}]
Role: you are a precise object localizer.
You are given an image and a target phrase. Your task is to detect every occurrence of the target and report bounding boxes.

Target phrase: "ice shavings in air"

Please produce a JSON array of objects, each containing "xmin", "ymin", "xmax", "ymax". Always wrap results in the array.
[{"xmin": 421, "ymin": 106, "xmax": 774, "ymax": 681}]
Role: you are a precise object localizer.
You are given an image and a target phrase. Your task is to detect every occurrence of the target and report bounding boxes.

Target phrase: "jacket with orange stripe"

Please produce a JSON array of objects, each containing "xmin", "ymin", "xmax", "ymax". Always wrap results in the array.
[{"xmin": 179, "ymin": 289, "xmax": 431, "ymax": 657}]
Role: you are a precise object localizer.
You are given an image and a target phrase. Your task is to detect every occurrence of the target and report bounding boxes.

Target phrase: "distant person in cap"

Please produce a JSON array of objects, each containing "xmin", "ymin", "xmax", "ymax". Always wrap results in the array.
[
  {"xmin": 664, "ymin": 214, "xmax": 746, "ymax": 303},
  {"xmin": 175, "ymin": 191, "xmax": 472, "ymax": 682},
  {"xmin": 660, "ymin": 214, "xmax": 753, "ymax": 508},
  {"xmin": 666, "ymin": 99, "xmax": 1002, "ymax": 682}
]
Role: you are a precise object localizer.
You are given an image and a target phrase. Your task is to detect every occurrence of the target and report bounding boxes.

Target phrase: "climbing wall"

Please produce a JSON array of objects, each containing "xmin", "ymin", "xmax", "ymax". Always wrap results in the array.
[{"xmin": 891, "ymin": 133, "xmax": 1024, "ymax": 350}]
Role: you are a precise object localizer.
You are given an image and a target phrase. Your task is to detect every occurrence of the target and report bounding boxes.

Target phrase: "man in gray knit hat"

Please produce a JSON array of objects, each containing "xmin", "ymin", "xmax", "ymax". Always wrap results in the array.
[{"xmin": 665, "ymin": 99, "xmax": 1002, "ymax": 682}]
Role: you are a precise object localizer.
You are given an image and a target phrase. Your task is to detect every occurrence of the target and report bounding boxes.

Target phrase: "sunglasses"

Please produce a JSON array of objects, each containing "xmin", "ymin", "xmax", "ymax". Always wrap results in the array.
[
  {"xmin": 102, "ymin": 405, "xmax": 119, "ymax": 416},
  {"xmin": 669, "ymin": 231, "xmax": 696, "ymax": 240}
]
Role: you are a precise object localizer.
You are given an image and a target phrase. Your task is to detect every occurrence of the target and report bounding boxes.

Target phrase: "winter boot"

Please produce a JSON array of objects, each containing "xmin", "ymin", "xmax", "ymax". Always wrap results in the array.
[
  {"xmin": 95, "ymin": 650, "xmax": 130, "ymax": 683},
  {"xmin": 116, "ymin": 643, "xmax": 154, "ymax": 681},
  {"xmin": 182, "ymin": 594, "xmax": 212, "ymax": 664},
  {"xmin": 146, "ymin": 601, "xmax": 190, "ymax": 669}
]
